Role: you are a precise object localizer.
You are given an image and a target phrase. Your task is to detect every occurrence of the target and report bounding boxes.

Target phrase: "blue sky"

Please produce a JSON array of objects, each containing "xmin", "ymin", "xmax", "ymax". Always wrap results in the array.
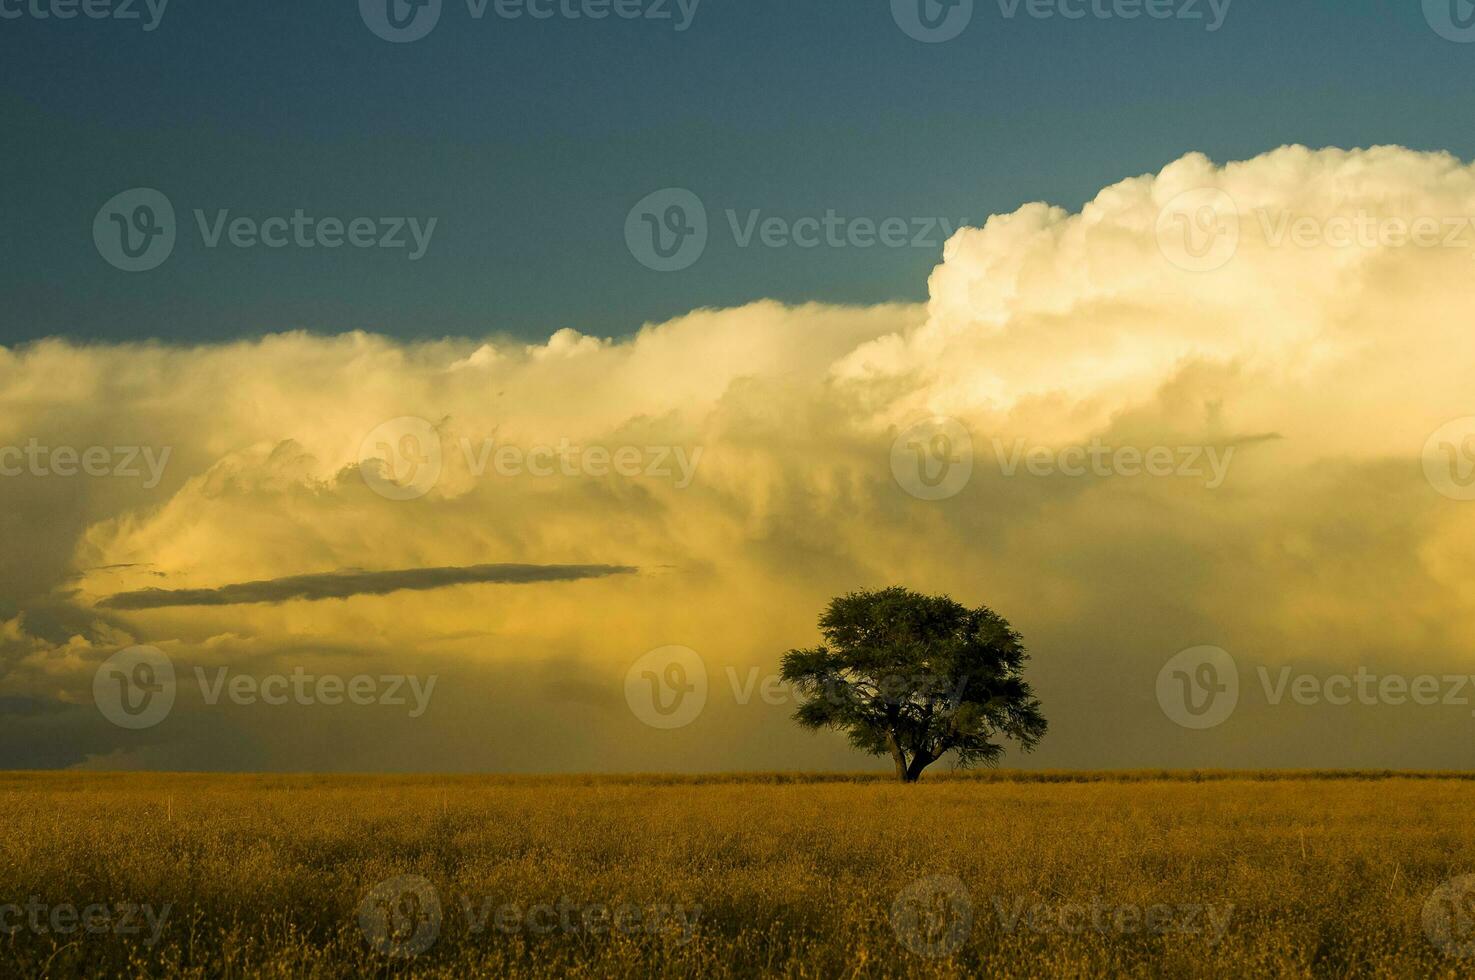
[{"xmin": 1, "ymin": 0, "xmax": 1471, "ymax": 344}]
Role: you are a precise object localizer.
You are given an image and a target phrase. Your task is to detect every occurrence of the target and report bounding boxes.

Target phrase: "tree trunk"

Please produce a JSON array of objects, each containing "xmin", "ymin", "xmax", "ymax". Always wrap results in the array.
[
  {"xmin": 885, "ymin": 731, "xmax": 910, "ymax": 782},
  {"xmin": 905, "ymin": 751, "xmax": 935, "ymax": 783}
]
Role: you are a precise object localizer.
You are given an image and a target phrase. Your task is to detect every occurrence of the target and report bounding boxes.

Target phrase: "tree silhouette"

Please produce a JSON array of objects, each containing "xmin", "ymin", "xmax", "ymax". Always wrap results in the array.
[{"xmin": 780, "ymin": 587, "xmax": 1047, "ymax": 782}]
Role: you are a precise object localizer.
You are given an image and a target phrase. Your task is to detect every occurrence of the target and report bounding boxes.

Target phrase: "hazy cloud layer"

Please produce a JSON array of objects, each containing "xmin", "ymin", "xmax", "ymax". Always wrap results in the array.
[
  {"xmin": 97, "ymin": 563, "xmax": 637, "ymax": 609},
  {"xmin": 3, "ymin": 145, "xmax": 1475, "ymax": 771}
]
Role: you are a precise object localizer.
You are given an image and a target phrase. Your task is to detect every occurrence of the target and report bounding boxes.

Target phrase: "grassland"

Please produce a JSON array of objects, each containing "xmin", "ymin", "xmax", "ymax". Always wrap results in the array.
[{"xmin": 3, "ymin": 770, "xmax": 1474, "ymax": 977}]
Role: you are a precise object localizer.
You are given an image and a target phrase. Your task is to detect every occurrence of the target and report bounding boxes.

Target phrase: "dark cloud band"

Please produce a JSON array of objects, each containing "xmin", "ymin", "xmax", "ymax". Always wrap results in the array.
[{"xmin": 97, "ymin": 563, "xmax": 636, "ymax": 609}]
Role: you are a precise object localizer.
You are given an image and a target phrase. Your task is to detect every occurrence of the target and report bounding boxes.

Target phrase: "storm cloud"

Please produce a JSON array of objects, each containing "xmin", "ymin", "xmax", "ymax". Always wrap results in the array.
[
  {"xmin": 97, "ymin": 563, "xmax": 637, "ymax": 609},
  {"xmin": 4, "ymin": 145, "xmax": 1475, "ymax": 772}
]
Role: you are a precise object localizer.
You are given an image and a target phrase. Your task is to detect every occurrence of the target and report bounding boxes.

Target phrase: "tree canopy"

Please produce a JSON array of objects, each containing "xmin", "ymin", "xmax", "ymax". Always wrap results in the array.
[{"xmin": 780, "ymin": 587, "xmax": 1047, "ymax": 782}]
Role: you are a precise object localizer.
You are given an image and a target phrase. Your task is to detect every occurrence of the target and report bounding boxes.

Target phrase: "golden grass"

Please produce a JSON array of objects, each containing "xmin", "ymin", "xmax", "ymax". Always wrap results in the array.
[{"xmin": 1, "ymin": 771, "xmax": 1473, "ymax": 977}]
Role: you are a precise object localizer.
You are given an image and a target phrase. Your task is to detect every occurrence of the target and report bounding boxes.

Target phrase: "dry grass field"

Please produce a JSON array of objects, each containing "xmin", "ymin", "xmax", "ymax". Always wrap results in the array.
[{"xmin": 3, "ymin": 771, "xmax": 1475, "ymax": 978}]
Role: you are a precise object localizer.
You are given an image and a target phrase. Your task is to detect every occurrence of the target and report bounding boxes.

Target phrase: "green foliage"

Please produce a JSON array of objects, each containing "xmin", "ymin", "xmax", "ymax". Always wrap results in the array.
[{"xmin": 780, "ymin": 587, "xmax": 1047, "ymax": 781}]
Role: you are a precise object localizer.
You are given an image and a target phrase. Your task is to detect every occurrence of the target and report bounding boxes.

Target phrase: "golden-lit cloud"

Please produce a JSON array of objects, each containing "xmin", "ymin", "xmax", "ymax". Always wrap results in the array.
[{"xmin": 4, "ymin": 145, "xmax": 1475, "ymax": 772}]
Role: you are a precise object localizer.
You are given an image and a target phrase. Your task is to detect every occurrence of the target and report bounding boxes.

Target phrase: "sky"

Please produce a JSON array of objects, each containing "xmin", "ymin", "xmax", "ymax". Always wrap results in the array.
[
  {"xmin": 5, "ymin": 2, "xmax": 1475, "ymax": 773},
  {"xmin": 2, "ymin": 0, "xmax": 1474, "ymax": 343}
]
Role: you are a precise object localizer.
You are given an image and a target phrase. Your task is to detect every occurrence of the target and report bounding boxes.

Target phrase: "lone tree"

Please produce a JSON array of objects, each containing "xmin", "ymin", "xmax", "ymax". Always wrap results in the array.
[{"xmin": 780, "ymin": 587, "xmax": 1047, "ymax": 783}]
